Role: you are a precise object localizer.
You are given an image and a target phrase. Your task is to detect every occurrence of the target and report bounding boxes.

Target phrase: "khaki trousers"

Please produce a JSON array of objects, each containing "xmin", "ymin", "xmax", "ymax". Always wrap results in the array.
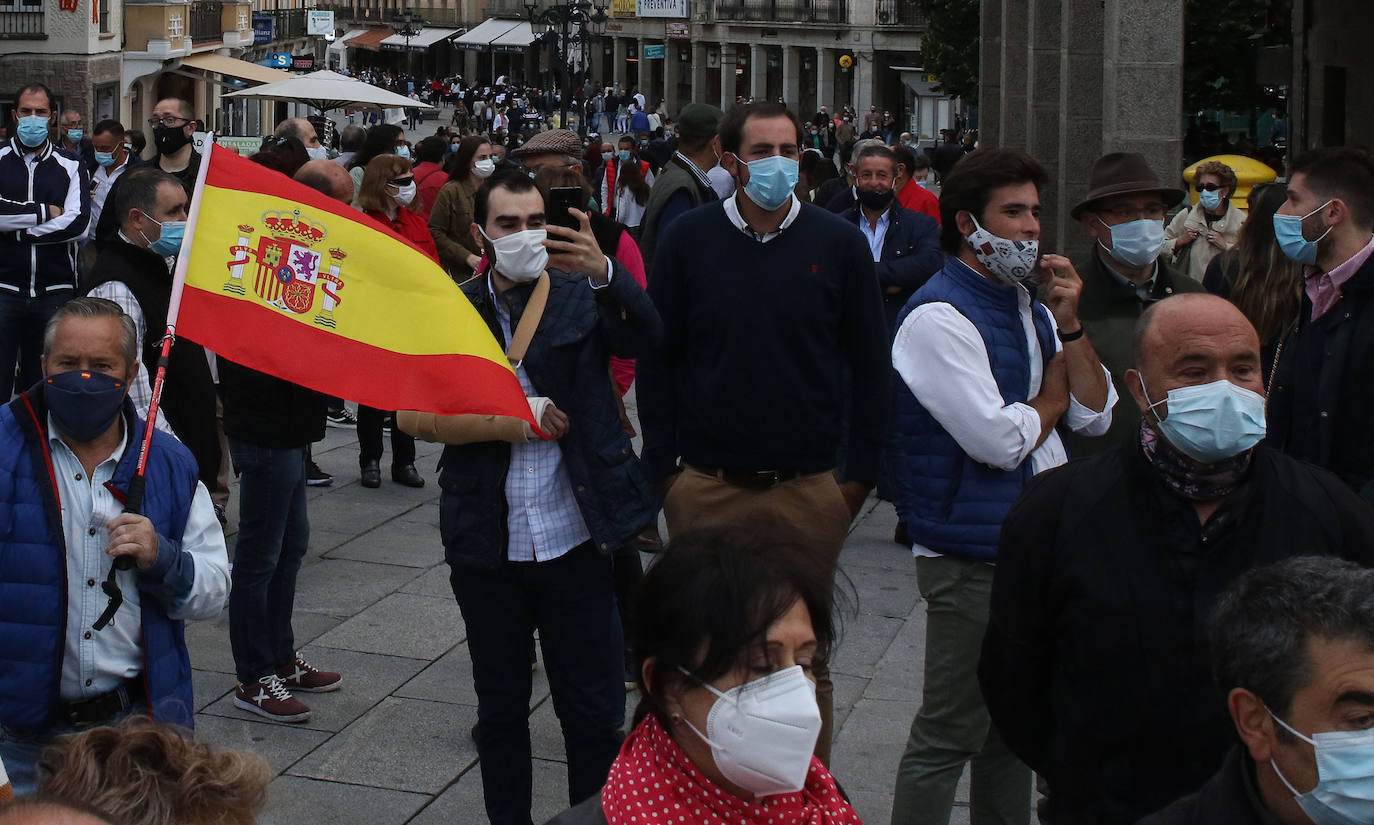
[{"xmin": 663, "ymin": 465, "xmax": 852, "ymax": 765}]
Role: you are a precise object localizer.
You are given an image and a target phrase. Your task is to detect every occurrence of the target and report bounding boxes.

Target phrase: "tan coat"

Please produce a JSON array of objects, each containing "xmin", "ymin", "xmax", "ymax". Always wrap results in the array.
[
  {"xmin": 1163, "ymin": 201, "xmax": 1247, "ymax": 282},
  {"xmin": 428, "ymin": 176, "xmax": 482, "ymax": 280}
]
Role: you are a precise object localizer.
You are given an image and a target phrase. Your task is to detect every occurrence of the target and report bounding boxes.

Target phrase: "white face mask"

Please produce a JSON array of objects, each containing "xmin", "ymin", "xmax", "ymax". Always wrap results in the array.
[
  {"xmin": 677, "ymin": 664, "xmax": 821, "ymax": 798},
  {"xmin": 391, "ymin": 182, "xmax": 417, "ymax": 207},
  {"xmin": 306, "ymin": 145, "xmax": 328, "ymax": 160},
  {"xmin": 482, "ymin": 227, "xmax": 547, "ymax": 283},
  {"xmin": 472, "ymin": 158, "xmax": 496, "ymax": 178},
  {"xmin": 966, "ymin": 215, "xmax": 1039, "ymax": 286}
]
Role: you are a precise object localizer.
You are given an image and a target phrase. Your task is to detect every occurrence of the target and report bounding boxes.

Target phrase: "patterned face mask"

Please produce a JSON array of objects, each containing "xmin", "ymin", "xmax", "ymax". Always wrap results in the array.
[{"xmin": 966, "ymin": 215, "xmax": 1039, "ymax": 285}]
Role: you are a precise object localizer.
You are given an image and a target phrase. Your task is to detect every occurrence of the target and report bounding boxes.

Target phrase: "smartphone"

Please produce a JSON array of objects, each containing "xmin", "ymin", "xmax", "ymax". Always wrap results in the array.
[{"xmin": 547, "ymin": 187, "xmax": 584, "ymax": 231}]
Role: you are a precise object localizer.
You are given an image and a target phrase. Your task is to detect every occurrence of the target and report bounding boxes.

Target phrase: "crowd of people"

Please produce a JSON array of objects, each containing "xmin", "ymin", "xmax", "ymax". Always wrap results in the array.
[{"xmin": 2, "ymin": 75, "xmax": 1374, "ymax": 825}]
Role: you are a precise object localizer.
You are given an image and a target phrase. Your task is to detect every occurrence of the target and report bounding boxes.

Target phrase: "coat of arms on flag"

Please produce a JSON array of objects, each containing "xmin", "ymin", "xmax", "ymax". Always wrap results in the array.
[{"xmin": 224, "ymin": 210, "xmax": 345, "ymax": 327}]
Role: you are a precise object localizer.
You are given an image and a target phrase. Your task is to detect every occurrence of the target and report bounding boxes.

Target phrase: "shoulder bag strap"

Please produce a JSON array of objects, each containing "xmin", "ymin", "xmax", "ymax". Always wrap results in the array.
[{"xmin": 506, "ymin": 271, "xmax": 549, "ymax": 367}]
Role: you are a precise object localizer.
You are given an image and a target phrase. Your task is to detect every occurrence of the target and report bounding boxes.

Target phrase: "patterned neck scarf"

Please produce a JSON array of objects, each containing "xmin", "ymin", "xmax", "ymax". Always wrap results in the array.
[
  {"xmin": 1139, "ymin": 419, "xmax": 1252, "ymax": 501},
  {"xmin": 601, "ymin": 713, "xmax": 862, "ymax": 825}
]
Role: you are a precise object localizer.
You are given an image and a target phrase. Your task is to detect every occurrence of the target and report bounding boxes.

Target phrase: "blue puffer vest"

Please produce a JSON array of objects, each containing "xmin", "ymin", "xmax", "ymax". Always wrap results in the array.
[
  {"xmin": 0, "ymin": 386, "xmax": 199, "ymax": 731},
  {"xmin": 887, "ymin": 260, "xmax": 1057, "ymax": 562}
]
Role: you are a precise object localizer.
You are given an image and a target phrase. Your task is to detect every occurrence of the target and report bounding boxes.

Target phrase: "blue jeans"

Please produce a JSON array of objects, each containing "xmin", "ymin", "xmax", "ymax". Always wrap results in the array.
[
  {"xmin": 228, "ymin": 440, "xmax": 310, "ymax": 685},
  {"xmin": 449, "ymin": 541, "xmax": 625, "ymax": 825},
  {"xmin": 0, "ymin": 701, "xmax": 145, "ymax": 796},
  {"xmin": 0, "ymin": 289, "xmax": 71, "ymax": 400}
]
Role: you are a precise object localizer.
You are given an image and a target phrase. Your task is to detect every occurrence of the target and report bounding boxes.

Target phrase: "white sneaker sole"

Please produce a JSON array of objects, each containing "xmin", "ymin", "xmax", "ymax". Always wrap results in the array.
[{"xmin": 233, "ymin": 696, "xmax": 311, "ymax": 723}]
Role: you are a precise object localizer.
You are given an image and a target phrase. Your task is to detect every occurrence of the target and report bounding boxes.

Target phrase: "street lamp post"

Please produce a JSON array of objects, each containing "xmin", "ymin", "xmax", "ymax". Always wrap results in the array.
[
  {"xmin": 524, "ymin": 0, "xmax": 608, "ymax": 132},
  {"xmin": 392, "ymin": 9, "xmax": 424, "ymax": 81}
]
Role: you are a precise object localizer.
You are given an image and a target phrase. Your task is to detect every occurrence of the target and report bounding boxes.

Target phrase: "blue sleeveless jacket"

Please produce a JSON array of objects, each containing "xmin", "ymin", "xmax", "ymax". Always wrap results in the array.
[
  {"xmin": 887, "ymin": 260, "xmax": 1057, "ymax": 561},
  {"xmin": 0, "ymin": 386, "xmax": 200, "ymax": 731}
]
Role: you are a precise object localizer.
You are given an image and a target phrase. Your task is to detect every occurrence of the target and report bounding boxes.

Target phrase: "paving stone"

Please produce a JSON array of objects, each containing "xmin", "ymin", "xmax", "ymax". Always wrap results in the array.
[
  {"xmin": 830, "ymin": 671, "xmax": 869, "ymax": 731},
  {"xmin": 193, "ymin": 714, "xmax": 331, "ymax": 775},
  {"xmin": 304, "ymin": 492, "xmax": 435, "ymax": 539},
  {"xmin": 289, "ymin": 696, "xmax": 476, "ymax": 794},
  {"xmin": 839, "ymin": 556, "xmax": 920, "ymax": 620},
  {"xmin": 311, "ymin": 592, "xmax": 463, "ymax": 660},
  {"xmin": 828, "ymin": 613, "xmax": 906, "ymax": 677},
  {"xmin": 408, "ymin": 758, "xmax": 571, "ymax": 825},
  {"xmin": 399, "ymin": 563, "xmax": 453, "ymax": 598},
  {"xmin": 258, "ymin": 775, "xmax": 429, "ymax": 825},
  {"xmin": 292, "ymin": 558, "xmax": 429, "ymax": 618},
  {"xmin": 395, "ymin": 644, "xmax": 552, "ymax": 708},
  {"xmin": 192, "ymin": 667, "xmax": 234, "ymax": 712},
  {"xmin": 324, "ymin": 518, "xmax": 447, "ymax": 568},
  {"xmin": 864, "ymin": 602, "xmax": 927, "ymax": 703},
  {"xmin": 830, "ymin": 698, "xmax": 922, "ymax": 793}
]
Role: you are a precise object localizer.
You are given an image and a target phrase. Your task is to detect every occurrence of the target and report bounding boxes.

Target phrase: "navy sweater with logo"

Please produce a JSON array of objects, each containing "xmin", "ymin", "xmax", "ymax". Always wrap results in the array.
[{"xmin": 638, "ymin": 199, "xmax": 888, "ymax": 484}]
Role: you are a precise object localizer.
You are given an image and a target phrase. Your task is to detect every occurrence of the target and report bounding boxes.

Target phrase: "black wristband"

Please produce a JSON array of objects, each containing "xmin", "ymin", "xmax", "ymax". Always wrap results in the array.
[{"xmin": 1057, "ymin": 326, "xmax": 1085, "ymax": 343}]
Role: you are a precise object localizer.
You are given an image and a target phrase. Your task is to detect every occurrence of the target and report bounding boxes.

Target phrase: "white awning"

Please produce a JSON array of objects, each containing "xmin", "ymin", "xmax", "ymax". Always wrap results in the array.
[
  {"xmin": 454, "ymin": 17, "xmax": 519, "ymax": 50},
  {"xmin": 379, "ymin": 26, "xmax": 463, "ymax": 51},
  {"xmin": 490, "ymin": 20, "xmax": 535, "ymax": 52},
  {"xmin": 329, "ymin": 28, "xmax": 368, "ymax": 51}
]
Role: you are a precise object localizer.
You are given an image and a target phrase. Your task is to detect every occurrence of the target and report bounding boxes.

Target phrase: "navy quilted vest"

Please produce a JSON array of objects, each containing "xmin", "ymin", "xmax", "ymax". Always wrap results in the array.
[
  {"xmin": 887, "ymin": 260, "xmax": 1057, "ymax": 561},
  {"xmin": 0, "ymin": 387, "xmax": 199, "ymax": 731}
]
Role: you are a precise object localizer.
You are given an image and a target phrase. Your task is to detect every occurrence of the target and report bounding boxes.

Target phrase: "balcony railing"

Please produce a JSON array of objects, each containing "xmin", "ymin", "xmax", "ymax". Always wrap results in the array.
[
  {"xmin": 190, "ymin": 0, "xmax": 223, "ymax": 42},
  {"xmin": 256, "ymin": 7, "xmax": 305, "ymax": 37},
  {"xmin": 874, "ymin": 0, "xmax": 920, "ymax": 25},
  {"xmin": 317, "ymin": 2, "xmax": 464, "ymax": 25},
  {"xmin": 0, "ymin": 8, "xmax": 45, "ymax": 37},
  {"xmin": 714, "ymin": 0, "xmax": 844, "ymax": 23}
]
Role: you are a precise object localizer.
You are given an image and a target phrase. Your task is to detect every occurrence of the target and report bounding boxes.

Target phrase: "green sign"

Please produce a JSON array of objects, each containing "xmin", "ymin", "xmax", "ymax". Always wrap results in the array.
[{"xmin": 642, "ymin": 44, "xmax": 665, "ymax": 59}]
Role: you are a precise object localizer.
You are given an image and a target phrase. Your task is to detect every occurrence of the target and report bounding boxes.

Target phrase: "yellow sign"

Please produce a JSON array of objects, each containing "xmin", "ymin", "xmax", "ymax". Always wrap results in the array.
[
  {"xmin": 838, "ymin": 54, "xmax": 853, "ymax": 68},
  {"xmin": 613, "ymin": 0, "xmax": 636, "ymax": 18}
]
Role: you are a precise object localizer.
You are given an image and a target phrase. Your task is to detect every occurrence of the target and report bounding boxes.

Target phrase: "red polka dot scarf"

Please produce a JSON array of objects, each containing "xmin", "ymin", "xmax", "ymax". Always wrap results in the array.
[{"xmin": 601, "ymin": 713, "xmax": 864, "ymax": 825}]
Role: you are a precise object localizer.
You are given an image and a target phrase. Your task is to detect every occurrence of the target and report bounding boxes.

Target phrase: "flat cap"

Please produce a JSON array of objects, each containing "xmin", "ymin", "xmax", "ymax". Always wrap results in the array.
[
  {"xmin": 677, "ymin": 103, "xmax": 723, "ymax": 140},
  {"xmin": 513, "ymin": 129, "xmax": 583, "ymax": 157}
]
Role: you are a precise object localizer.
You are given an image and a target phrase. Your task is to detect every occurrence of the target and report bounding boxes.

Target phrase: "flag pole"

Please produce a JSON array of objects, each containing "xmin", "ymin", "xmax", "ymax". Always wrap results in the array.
[{"xmin": 93, "ymin": 135, "xmax": 217, "ymax": 632}]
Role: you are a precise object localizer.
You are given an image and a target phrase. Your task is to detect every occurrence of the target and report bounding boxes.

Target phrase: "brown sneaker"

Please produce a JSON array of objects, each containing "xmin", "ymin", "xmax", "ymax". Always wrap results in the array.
[
  {"xmin": 234, "ymin": 675, "xmax": 311, "ymax": 723},
  {"xmin": 277, "ymin": 653, "xmax": 342, "ymax": 693}
]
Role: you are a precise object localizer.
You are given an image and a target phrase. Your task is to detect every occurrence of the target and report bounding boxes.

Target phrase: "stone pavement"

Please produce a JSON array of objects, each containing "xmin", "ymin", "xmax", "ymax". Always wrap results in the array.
[{"xmin": 196, "ymin": 419, "xmax": 981, "ymax": 825}]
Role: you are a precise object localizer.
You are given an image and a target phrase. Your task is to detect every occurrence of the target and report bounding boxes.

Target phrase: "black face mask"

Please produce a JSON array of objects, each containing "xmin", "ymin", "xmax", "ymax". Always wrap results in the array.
[
  {"xmin": 153, "ymin": 124, "xmax": 191, "ymax": 155},
  {"xmin": 857, "ymin": 187, "xmax": 895, "ymax": 211}
]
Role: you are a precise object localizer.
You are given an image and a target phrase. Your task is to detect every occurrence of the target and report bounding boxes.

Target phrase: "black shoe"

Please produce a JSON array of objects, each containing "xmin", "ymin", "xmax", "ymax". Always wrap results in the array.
[
  {"xmin": 326, "ymin": 407, "xmax": 358, "ymax": 428},
  {"xmin": 307, "ymin": 461, "xmax": 333, "ymax": 487},
  {"xmin": 391, "ymin": 464, "xmax": 425, "ymax": 488},
  {"xmin": 360, "ymin": 460, "xmax": 381, "ymax": 488}
]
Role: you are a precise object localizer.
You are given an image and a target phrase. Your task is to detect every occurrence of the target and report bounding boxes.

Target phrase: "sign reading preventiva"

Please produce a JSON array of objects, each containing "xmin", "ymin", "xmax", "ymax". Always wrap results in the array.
[{"xmin": 636, "ymin": 0, "xmax": 688, "ymax": 18}]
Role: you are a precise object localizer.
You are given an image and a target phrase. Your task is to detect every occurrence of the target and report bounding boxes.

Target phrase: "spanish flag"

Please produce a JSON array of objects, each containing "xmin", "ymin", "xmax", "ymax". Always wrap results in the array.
[{"xmin": 170, "ymin": 144, "xmax": 532, "ymax": 424}]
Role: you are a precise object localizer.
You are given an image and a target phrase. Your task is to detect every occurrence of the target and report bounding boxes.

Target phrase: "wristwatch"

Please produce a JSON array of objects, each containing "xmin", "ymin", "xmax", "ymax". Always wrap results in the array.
[{"xmin": 1057, "ymin": 326, "xmax": 1085, "ymax": 343}]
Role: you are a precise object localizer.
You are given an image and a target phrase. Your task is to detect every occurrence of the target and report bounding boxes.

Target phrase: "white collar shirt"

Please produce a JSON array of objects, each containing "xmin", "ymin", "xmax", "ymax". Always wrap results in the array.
[{"xmin": 722, "ymin": 193, "xmax": 802, "ymax": 243}]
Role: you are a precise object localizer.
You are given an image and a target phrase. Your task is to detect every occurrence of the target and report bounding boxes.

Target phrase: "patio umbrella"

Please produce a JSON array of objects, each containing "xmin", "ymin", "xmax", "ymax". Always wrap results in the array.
[{"xmin": 223, "ymin": 69, "xmax": 435, "ymax": 114}]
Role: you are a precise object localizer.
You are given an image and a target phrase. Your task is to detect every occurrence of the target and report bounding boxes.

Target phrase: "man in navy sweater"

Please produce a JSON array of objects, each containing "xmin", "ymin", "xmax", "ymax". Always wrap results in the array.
[{"xmin": 637, "ymin": 102, "xmax": 888, "ymax": 764}]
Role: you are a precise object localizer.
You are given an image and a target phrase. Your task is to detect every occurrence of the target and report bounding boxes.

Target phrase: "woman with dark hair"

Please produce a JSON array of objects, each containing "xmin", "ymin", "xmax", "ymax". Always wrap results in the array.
[
  {"xmin": 543, "ymin": 530, "xmax": 860, "ymax": 825},
  {"xmin": 611, "ymin": 140, "xmax": 652, "ymax": 233},
  {"xmin": 347, "ymin": 123, "xmax": 407, "ymax": 196},
  {"xmin": 1203, "ymin": 181, "xmax": 1302, "ymax": 375},
  {"xmin": 248, "ymin": 135, "xmax": 308, "ymax": 179},
  {"xmin": 430, "ymin": 134, "xmax": 495, "ymax": 281}
]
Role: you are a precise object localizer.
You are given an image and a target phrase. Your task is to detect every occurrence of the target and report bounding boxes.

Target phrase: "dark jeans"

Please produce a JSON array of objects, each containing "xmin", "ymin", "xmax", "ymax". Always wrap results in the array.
[
  {"xmin": 228, "ymin": 440, "xmax": 310, "ymax": 685},
  {"xmin": 449, "ymin": 541, "xmax": 625, "ymax": 825},
  {"xmin": 357, "ymin": 405, "xmax": 415, "ymax": 467},
  {"xmin": 0, "ymin": 289, "xmax": 70, "ymax": 400},
  {"xmin": 0, "ymin": 701, "xmax": 145, "ymax": 796},
  {"xmin": 612, "ymin": 545, "xmax": 643, "ymax": 664}
]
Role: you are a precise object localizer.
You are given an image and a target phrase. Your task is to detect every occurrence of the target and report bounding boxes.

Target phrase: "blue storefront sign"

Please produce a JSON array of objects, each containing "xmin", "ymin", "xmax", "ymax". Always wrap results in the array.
[
  {"xmin": 252, "ymin": 15, "xmax": 274, "ymax": 44},
  {"xmin": 260, "ymin": 52, "xmax": 292, "ymax": 68},
  {"xmin": 642, "ymin": 43, "xmax": 665, "ymax": 59}
]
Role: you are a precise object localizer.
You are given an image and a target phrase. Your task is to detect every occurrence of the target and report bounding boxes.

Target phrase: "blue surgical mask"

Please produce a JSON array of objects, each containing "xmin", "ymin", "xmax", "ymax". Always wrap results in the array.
[
  {"xmin": 138, "ymin": 210, "xmax": 186, "ymax": 258},
  {"xmin": 45, "ymin": 370, "xmax": 127, "ymax": 442},
  {"xmin": 1198, "ymin": 188, "xmax": 1222, "ymax": 210},
  {"xmin": 395, "ymin": 144, "xmax": 411, "ymax": 159},
  {"xmin": 617, "ymin": 149, "xmax": 632, "ymax": 162},
  {"xmin": 1100, "ymin": 217, "xmax": 1166, "ymax": 268},
  {"xmin": 1273, "ymin": 200, "xmax": 1333, "ymax": 266},
  {"xmin": 601, "ymin": 151, "xmax": 613, "ymax": 162},
  {"xmin": 65, "ymin": 128, "xmax": 83, "ymax": 143},
  {"xmin": 95, "ymin": 150, "xmax": 116, "ymax": 168},
  {"xmin": 1138, "ymin": 376, "xmax": 1266, "ymax": 463},
  {"xmin": 1269, "ymin": 710, "xmax": 1374, "ymax": 825},
  {"xmin": 16, "ymin": 115, "xmax": 49, "ymax": 148},
  {"xmin": 741, "ymin": 154, "xmax": 799, "ymax": 211}
]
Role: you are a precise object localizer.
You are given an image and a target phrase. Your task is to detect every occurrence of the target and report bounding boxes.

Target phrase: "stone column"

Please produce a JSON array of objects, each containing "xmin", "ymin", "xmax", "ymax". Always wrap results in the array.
[
  {"xmin": 663, "ymin": 41, "xmax": 682, "ymax": 117},
  {"xmin": 613, "ymin": 36, "xmax": 628, "ymax": 91},
  {"xmin": 1026, "ymin": 0, "xmax": 1062, "ymax": 244},
  {"xmin": 816, "ymin": 47, "xmax": 834, "ymax": 113},
  {"xmin": 464, "ymin": 49, "xmax": 478, "ymax": 82},
  {"xmin": 997, "ymin": 0, "xmax": 1028, "ymax": 148},
  {"xmin": 721, "ymin": 43, "xmax": 738, "ymax": 107},
  {"xmin": 749, "ymin": 43, "xmax": 767, "ymax": 101},
  {"xmin": 1058, "ymin": 0, "xmax": 1105, "ymax": 260},
  {"xmin": 691, "ymin": 40, "xmax": 708, "ymax": 107},
  {"xmin": 1102, "ymin": 0, "xmax": 1183, "ymax": 180},
  {"xmin": 782, "ymin": 45, "xmax": 800, "ymax": 110},
  {"xmin": 979, "ymin": 0, "xmax": 1003, "ymax": 146},
  {"xmin": 854, "ymin": 49, "xmax": 875, "ymax": 116}
]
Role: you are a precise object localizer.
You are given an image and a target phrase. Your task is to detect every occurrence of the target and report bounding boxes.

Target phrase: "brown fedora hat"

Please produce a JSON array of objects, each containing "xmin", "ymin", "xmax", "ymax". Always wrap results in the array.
[{"xmin": 1070, "ymin": 152, "xmax": 1186, "ymax": 219}]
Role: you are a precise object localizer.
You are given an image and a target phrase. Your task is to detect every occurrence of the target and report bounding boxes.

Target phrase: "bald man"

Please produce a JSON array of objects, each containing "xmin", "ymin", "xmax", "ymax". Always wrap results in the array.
[
  {"xmin": 294, "ymin": 158, "xmax": 353, "ymax": 203},
  {"xmin": 978, "ymin": 293, "xmax": 1374, "ymax": 825},
  {"xmin": 275, "ymin": 118, "xmax": 326, "ymax": 160}
]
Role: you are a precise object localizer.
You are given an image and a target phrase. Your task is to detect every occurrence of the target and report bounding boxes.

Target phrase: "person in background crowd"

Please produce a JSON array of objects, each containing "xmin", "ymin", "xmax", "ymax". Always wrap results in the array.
[
  {"xmin": 148, "ymin": 99, "xmax": 200, "ymax": 195},
  {"xmin": 57, "ymin": 109, "xmax": 97, "ymax": 177},
  {"xmin": 0, "ymin": 298, "xmax": 229, "ymax": 793},
  {"xmin": 1166, "ymin": 160, "xmax": 1246, "ymax": 282},
  {"xmin": 980, "ymin": 293, "xmax": 1374, "ymax": 825},
  {"xmin": 249, "ymin": 135, "xmax": 308, "ymax": 179},
  {"xmin": 0, "ymin": 82, "xmax": 91, "ymax": 402},
  {"xmin": 85, "ymin": 166, "xmax": 220, "ymax": 495},
  {"xmin": 433, "ymin": 170, "xmax": 660, "ymax": 825},
  {"xmin": 353, "ymin": 154, "xmax": 430, "ymax": 489},
  {"xmin": 1138, "ymin": 556, "xmax": 1374, "ymax": 825},
  {"xmin": 410, "ymin": 136, "xmax": 449, "ymax": 220},
  {"xmin": 1071, "ymin": 152, "xmax": 1203, "ymax": 454},
  {"xmin": 346, "ymin": 124, "xmax": 407, "ymax": 196},
  {"xmin": 87, "ymin": 120, "xmax": 139, "ymax": 243},
  {"xmin": 931, "ymin": 129, "xmax": 963, "ymax": 182},
  {"xmin": 430, "ymin": 135, "xmax": 495, "ymax": 281},
  {"xmin": 334, "ymin": 125, "xmax": 365, "ymax": 168},
  {"xmin": 1266, "ymin": 147, "xmax": 1374, "ymax": 502},
  {"xmin": 891, "ymin": 144, "xmax": 941, "ymax": 223},
  {"xmin": 1202, "ymin": 182, "xmax": 1300, "ymax": 375},
  {"xmin": 37, "ymin": 716, "xmax": 271, "ymax": 825},
  {"xmin": 638, "ymin": 103, "xmax": 889, "ymax": 765},
  {"xmin": 125, "ymin": 129, "xmax": 147, "ymax": 159},
  {"xmin": 273, "ymin": 118, "xmax": 326, "ymax": 161},
  {"xmin": 543, "ymin": 530, "xmax": 863, "ymax": 825},
  {"xmin": 599, "ymin": 137, "xmax": 653, "ymax": 220},
  {"xmin": 888, "ymin": 149, "xmax": 1113, "ymax": 825}
]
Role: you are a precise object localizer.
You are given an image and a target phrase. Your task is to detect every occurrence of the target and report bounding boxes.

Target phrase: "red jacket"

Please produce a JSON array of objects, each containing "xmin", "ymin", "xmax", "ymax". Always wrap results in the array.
[
  {"xmin": 367, "ymin": 206, "xmax": 440, "ymax": 263},
  {"xmin": 412, "ymin": 161, "xmax": 447, "ymax": 220},
  {"xmin": 898, "ymin": 180, "xmax": 941, "ymax": 224}
]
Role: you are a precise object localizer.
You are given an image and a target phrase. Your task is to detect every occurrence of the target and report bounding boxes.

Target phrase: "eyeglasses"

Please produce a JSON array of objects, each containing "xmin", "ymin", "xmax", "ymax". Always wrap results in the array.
[
  {"xmin": 147, "ymin": 116, "xmax": 190, "ymax": 128},
  {"xmin": 1098, "ymin": 204, "xmax": 1168, "ymax": 222}
]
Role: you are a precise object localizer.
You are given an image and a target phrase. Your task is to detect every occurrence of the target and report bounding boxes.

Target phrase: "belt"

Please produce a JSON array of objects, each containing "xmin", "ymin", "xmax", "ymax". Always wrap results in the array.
[
  {"xmin": 56, "ymin": 675, "xmax": 144, "ymax": 728},
  {"xmin": 690, "ymin": 464, "xmax": 807, "ymax": 491}
]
